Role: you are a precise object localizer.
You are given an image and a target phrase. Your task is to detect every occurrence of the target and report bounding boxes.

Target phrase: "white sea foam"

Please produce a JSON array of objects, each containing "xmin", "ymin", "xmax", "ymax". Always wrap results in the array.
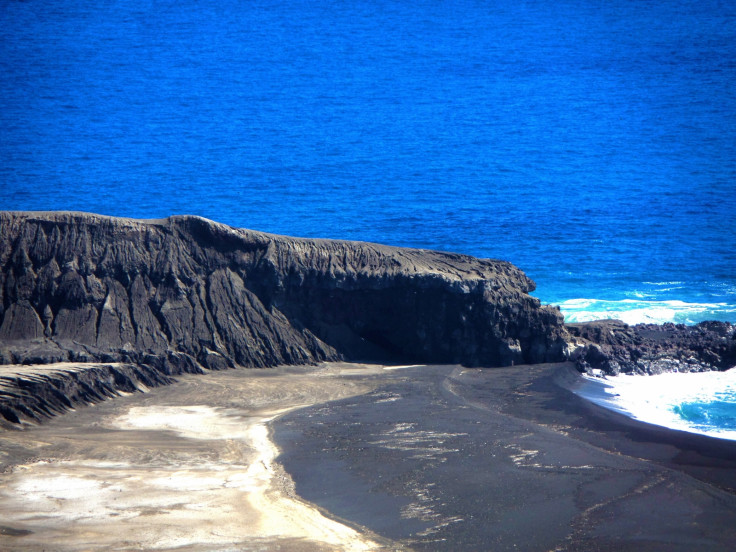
[
  {"xmin": 572, "ymin": 369, "xmax": 736, "ymax": 440},
  {"xmin": 558, "ymin": 298, "xmax": 736, "ymax": 325}
]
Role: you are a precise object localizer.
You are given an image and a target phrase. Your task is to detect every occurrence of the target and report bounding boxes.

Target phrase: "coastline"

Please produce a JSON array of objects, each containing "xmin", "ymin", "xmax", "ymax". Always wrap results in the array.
[
  {"xmin": 568, "ymin": 368, "xmax": 736, "ymax": 441},
  {"xmin": 3, "ymin": 361, "xmax": 736, "ymax": 549},
  {"xmin": 274, "ymin": 362, "xmax": 736, "ymax": 550}
]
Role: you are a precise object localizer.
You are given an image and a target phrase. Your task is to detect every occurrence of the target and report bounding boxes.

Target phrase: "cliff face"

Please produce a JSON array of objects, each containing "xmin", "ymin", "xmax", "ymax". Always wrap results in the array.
[{"xmin": 0, "ymin": 212, "xmax": 568, "ymax": 371}]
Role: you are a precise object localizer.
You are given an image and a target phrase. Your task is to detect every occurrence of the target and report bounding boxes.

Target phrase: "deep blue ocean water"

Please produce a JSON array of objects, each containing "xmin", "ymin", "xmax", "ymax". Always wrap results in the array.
[{"xmin": 2, "ymin": 0, "xmax": 735, "ymax": 326}]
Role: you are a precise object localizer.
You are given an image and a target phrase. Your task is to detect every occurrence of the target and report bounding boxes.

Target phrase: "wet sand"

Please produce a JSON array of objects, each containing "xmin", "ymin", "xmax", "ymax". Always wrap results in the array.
[{"xmin": 2, "ymin": 362, "xmax": 736, "ymax": 551}]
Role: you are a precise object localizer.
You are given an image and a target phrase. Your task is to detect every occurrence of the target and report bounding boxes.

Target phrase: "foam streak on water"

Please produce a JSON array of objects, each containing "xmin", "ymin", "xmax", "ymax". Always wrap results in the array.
[
  {"xmin": 573, "ymin": 369, "xmax": 736, "ymax": 441},
  {"xmin": 559, "ymin": 298, "xmax": 736, "ymax": 325}
]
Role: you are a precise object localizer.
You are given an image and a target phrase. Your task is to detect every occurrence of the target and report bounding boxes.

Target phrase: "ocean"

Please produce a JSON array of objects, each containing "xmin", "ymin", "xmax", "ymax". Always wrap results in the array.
[
  {"xmin": 574, "ymin": 369, "xmax": 736, "ymax": 440},
  {"xmin": 2, "ymin": 0, "xmax": 735, "ymax": 325},
  {"xmin": 1, "ymin": 2, "xmax": 735, "ymax": 431}
]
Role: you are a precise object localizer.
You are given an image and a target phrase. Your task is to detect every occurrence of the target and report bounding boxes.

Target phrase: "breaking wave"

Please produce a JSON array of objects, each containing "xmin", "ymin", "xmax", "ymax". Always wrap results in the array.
[
  {"xmin": 558, "ymin": 298, "xmax": 736, "ymax": 325},
  {"xmin": 573, "ymin": 369, "xmax": 736, "ymax": 441}
]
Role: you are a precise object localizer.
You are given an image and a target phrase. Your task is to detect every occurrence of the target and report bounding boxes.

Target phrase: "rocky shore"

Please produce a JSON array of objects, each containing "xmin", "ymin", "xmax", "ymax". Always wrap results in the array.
[
  {"xmin": 1, "ymin": 211, "xmax": 734, "ymax": 426},
  {"xmin": 2, "ymin": 212, "xmax": 736, "ymax": 551},
  {"xmin": 566, "ymin": 319, "xmax": 736, "ymax": 375}
]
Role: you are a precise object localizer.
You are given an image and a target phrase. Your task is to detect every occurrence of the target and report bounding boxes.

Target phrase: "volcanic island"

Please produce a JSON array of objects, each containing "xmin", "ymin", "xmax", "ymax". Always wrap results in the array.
[{"xmin": 1, "ymin": 211, "xmax": 735, "ymax": 551}]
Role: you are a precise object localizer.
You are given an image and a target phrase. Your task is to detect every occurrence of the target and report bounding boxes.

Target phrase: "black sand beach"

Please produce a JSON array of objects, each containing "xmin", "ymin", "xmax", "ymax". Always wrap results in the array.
[
  {"xmin": 2, "ymin": 362, "xmax": 736, "ymax": 550},
  {"xmin": 275, "ymin": 362, "xmax": 736, "ymax": 551}
]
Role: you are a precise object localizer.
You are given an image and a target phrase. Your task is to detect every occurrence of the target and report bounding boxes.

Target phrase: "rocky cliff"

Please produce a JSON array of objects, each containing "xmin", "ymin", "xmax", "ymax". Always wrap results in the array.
[
  {"xmin": 567, "ymin": 319, "xmax": 736, "ymax": 375},
  {"xmin": 0, "ymin": 362, "xmax": 173, "ymax": 429},
  {"xmin": 0, "ymin": 212, "xmax": 568, "ymax": 374}
]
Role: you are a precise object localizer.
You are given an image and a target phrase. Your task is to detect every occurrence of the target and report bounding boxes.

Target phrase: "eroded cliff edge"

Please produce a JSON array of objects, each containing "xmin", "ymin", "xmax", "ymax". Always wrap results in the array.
[
  {"xmin": 1, "ymin": 212, "xmax": 734, "ymax": 426},
  {"xmin": 0, "ymin": 212, "xmax": 568, "ymax": 373}
]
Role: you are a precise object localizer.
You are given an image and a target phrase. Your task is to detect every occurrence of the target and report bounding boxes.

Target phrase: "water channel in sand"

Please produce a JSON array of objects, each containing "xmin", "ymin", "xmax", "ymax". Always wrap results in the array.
[{"xmin": 0, "ymin": 363, "xmax": 388, "ymax": 552}]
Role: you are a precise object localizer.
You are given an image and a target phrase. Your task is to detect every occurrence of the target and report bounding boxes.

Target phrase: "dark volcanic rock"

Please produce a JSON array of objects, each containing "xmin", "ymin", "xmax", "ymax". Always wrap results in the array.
[
  {"xmin": 0, "ymin": 211, "xmax": 568, "ymax": 372},
  {"xmin": 566, "ymin": 319, "xmax": 736, "ymax": 374},
  {"xmin": 0, "ymin": 363, "xmax": 174, "ymax": 428}
]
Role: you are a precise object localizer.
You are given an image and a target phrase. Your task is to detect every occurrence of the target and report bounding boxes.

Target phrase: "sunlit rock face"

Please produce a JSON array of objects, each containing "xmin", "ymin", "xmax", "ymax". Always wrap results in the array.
[{"xmin": 0, "ymin": 212, "xmax": 568, "ymax": 371}]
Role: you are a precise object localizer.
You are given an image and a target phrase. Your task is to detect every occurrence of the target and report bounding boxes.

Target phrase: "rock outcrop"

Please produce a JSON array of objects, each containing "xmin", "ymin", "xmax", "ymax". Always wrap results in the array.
[
  {"xmin": 566, "ymin": 319, "xmax": 736, "ymax": 375},
  {"xmin": 0, "ymin": 211, "xmax": 568, "ymax": 375},
  {"xmin": 0, "ymin": 363, "xmax": 174, "ymax": 429}
]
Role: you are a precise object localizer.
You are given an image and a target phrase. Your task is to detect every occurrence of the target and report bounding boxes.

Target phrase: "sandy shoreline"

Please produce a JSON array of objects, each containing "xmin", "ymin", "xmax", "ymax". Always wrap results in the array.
[
  {"xmin": 275, "ymin": 363, "xmax": 736, "ymax": 550},
  {"xmin": 569, "ymin": 368, "xmax": 736, "ymax": 440},
  {"xmin": 2, "ymin": 362, "xmax": 736, "ymax": 551}
]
